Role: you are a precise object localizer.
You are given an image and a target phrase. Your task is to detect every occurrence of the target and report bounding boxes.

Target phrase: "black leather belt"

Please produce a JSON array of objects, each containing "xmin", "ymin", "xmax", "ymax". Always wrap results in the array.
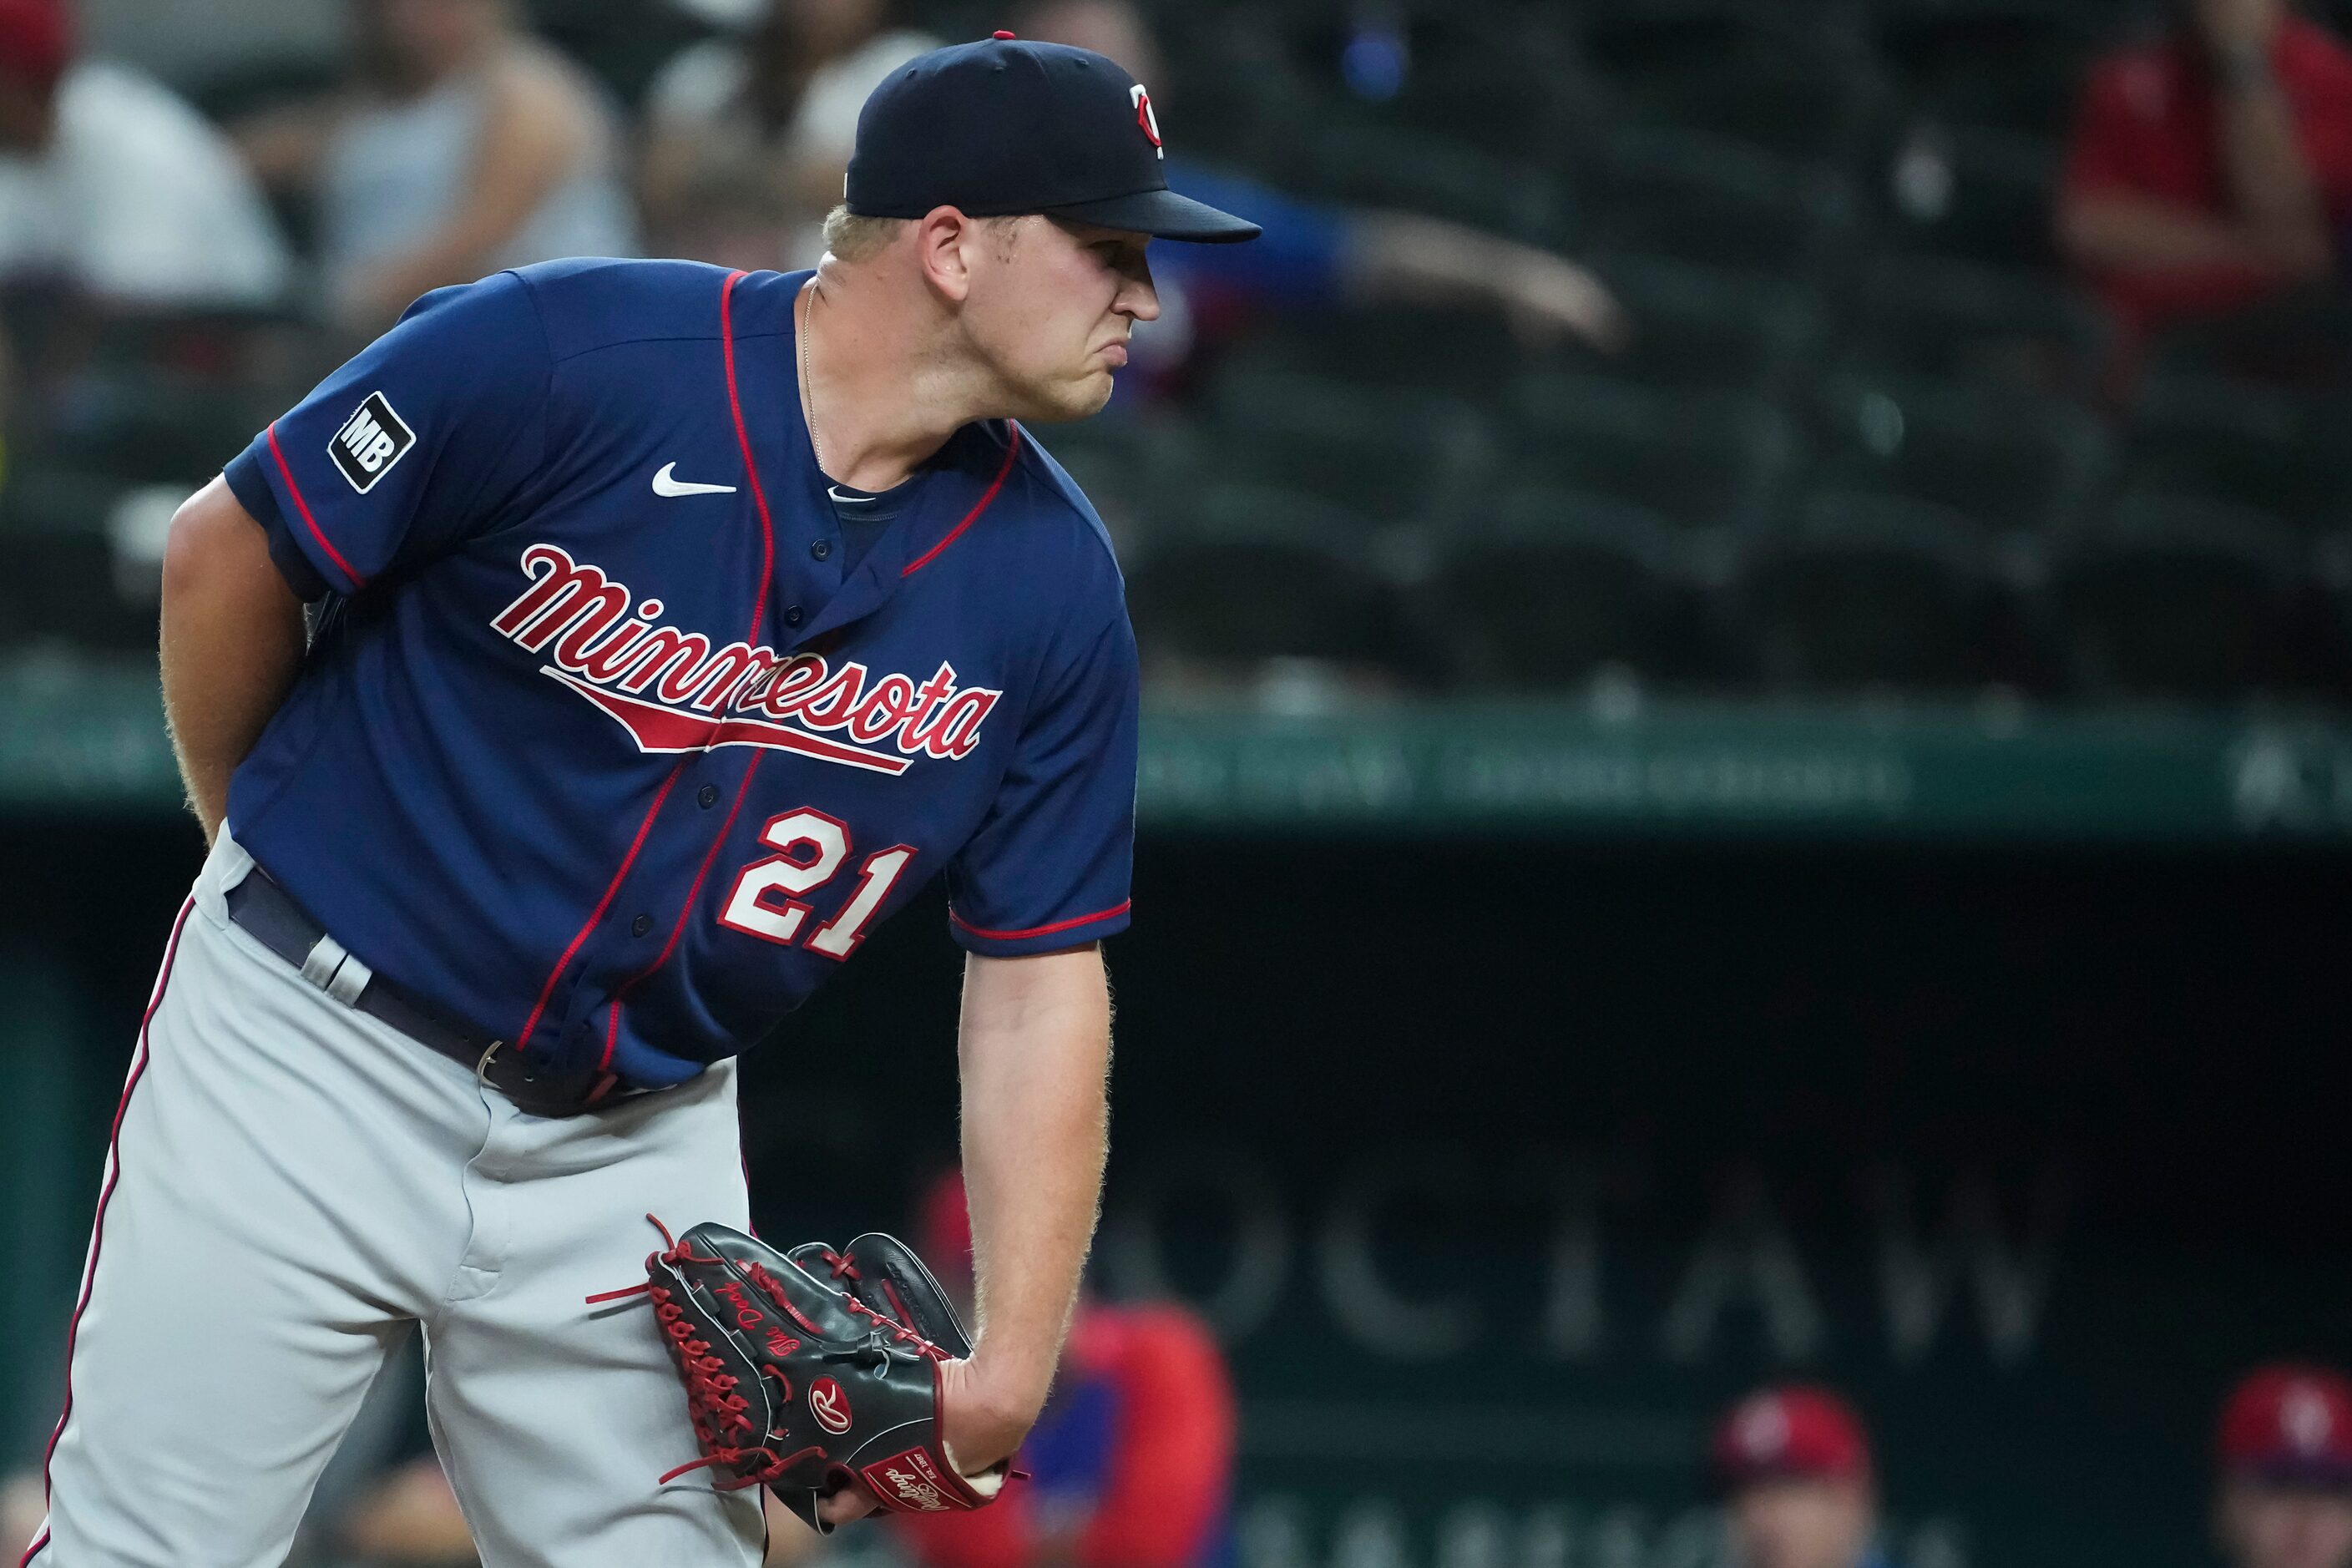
[{"xmin": 225, "ymin": 862, "xmax": 634, "ymax": 1117}]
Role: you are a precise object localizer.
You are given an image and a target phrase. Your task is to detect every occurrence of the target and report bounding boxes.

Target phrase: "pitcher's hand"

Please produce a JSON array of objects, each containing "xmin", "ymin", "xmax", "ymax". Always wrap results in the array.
[{"xmin": 813, "ymin": 1357, "xmax": 1035, "ymax": 1525}]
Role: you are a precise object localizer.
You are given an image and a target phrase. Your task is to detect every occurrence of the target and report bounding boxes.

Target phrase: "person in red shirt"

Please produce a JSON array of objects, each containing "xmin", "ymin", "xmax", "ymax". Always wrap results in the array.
[
  {"xmin": 1712, "ymin": 1385, "xmax": 1889, "ymax": 1568},
  {"xmin": 885, "ymin": 1171, "xmax": 1237, "ymax": 1568},
  {"xmin": 2215, "ymin": 1364, "xmax": 2352, "ymax": 1568},
  {"xmin": 2056, "ymin": 0, "xmax": 2352, "ymax": 354}
]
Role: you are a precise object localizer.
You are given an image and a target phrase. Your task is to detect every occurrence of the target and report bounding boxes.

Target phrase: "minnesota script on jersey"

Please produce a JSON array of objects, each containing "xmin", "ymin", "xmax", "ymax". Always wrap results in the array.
[{"xmin": 221, "ymin": 260, "xmax": 1140, "ymax": 1090}]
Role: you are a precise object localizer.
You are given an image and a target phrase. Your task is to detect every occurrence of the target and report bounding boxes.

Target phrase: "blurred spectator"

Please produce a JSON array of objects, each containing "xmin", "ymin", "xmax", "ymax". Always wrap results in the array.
[
  {"xmin": 239, "ymin": 0, "xmax": 634, "ymax": 330},
  {"xmin": 0, "ymin": 0, "xmax": 289, "ymax": 306},
  {"xmin": 2216, "ymin": 1364, "xmax": 2352, "ymax": 1568},
  {"xmin": 3, "ymin": 1468, "xmax": 40, "ymax": 1561},
  {"xmin": 1014, "ymin": 0, "xmax": 1626, "ymax": 396},
  {"xmin": 639, "ymin": 0, "xmax": 938, "ymax": 271},
  {"xmin": 340, "ymin": 1454, "xmax": 478, "ymax": 1564},
  {"xmin": 889, "ymin": 1171, "xmax": 1237, "ymax": 1568},
  {"xmin": 1713, "ymin": 1385, "xmax": 1891, "ymax": 1568},
  {"xmin": 2056, "ymin": 0, "xmax": 2352, "ymax": 362}
]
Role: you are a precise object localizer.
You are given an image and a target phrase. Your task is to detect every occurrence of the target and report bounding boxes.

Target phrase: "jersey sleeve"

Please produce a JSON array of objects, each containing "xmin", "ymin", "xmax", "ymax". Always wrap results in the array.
[
  {"xmin": 221, "ymin": 270, "xmax": 554, "ymax": 599},
  {"xmin": 945, "ymin": 608, "xmax": 1140, "ymax": 958}
]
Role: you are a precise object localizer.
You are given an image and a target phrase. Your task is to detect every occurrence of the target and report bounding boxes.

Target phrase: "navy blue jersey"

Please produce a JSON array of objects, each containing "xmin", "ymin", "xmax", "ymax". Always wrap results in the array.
[{"xmin": 220, "ymin": 260, "xmax": 1137, "ymax": 1089}]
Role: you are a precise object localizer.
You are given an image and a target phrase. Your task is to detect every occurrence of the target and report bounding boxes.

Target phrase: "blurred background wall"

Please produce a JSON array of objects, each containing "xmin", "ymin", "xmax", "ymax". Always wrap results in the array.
[
  {"xmin": 71, "ymin": 0, "xmax": 338, "ymax": 83},
  {"xmin": 7, "ymin": 822, "xmax": 2349, "ymax": 1566}
]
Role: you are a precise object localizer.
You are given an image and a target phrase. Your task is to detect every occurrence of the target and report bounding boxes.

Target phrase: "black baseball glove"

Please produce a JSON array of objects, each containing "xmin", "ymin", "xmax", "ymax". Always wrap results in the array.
[{"xmin": 588, "ymin": 1217, "xmax": 1007, "ymax": 1531}]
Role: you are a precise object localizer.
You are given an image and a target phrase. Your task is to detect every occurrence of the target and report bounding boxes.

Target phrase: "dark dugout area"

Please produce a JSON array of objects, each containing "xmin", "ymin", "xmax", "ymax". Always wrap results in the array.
[{"xmin": 6, "ymin": 818, "xmax": 2345, "ymax": 1566}]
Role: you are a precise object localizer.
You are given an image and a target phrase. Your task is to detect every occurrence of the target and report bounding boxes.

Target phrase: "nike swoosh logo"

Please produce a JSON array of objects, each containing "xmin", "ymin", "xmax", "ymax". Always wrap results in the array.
[
  {"xmin": 652, "ymin": 463, "xmax": 737, "ymax": 498},
  {"xmin": 827, "ymin": 486, "xmax": 878, "ymax": 503}
]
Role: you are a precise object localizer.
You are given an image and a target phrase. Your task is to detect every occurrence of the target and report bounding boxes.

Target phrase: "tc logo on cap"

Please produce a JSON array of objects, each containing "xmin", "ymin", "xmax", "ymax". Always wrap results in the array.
[{"xmin": 1130, "ymin": 83, "xmax": 1162, "ymax": 159}]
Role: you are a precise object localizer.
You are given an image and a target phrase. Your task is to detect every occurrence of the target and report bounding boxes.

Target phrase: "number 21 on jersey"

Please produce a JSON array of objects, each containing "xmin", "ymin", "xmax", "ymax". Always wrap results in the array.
[{"xmin": 718, "ymin": 808, "xmax": 914, "ymax": 960}]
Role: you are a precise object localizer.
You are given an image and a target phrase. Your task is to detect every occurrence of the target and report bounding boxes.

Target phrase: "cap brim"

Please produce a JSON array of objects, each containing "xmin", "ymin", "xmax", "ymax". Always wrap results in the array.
[{"xmin": 1044, "ymin": 185, "xmax": 1261, "ymax": 243}]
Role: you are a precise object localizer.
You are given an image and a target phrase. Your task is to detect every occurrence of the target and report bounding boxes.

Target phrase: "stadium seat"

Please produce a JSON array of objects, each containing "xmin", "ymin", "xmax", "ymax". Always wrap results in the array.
[
  {"xmin": 1424, "ymin": 489, "xmax": 1707, "ymax": 689},
  {"xmin": 182, "ymin": 52, "xmax": 341, "ymax": 122},
  {"xmin": 1361, "ymin": 16, "xmax": 1578, "ymax": 160},
  {"xmin": 1156, "ymin": 28, "xmax": 1324, "ymax": 173},
  {"xmin": 1574, "ymin": 0, "xmax": 1826, "ymax": 80},
  {"xmin": 2051, "ymin": 493, "xmax": 2319, "ymax": 700},
  {"xmin": 1871, "ymin": 0, "xmax": 2115, "ymax": 139},
  {"xmin": 1738, "ymin": 493, "xmax": 2017, "ymax": 691},
  {"xmin": 2140, "ymin": 292, "xmax": 2352, "ymax": 394},
  {"xmin": 2122, "ymin": 377, "xmax": 2352, "ymax": 528},
  {"xmin": 43, "ymin": 369, "xmax": 274, "ymax": 488},
  {"xmin": 1029, "ymin": 415, "xmax": 1195, "ymax": 544},
  {"xmin": 1511, "ymin": 373, "xmax": 1797, "ymax": 532},
  {"xmin": 1847, "ymin": 255, "xmax": 2112, "ymax": 393},
  {"xmin": 1601, "ymin": 48, "xmax": 1892, "ymax": 169},
  {"xmin": 0, "ymin": 468, "xmax": 154, "ymax": 655},
  {"xmin": 529, "ymin": 0, "xmax": 723, "ymax": 109},
  {"xmin": 1577, "ymin": 256, "xmax": 1826, "ymax": 394},
  {"xmin": 1123, "ymin": 485, "xmax": 1440, "ymax": 689},
  {"xmin": 1193, "ymin": 370, "xmax": 1485, "ymax": 522},
  {"xmin": 1880, "ymin": 125, "xmax": 2063, "ymax": 271},
  {"xmin": 1213, "ymin": 305, "xmax": 1528, "ymax": 400},
  {"xmin": 1813, "ymin": 374, "xmax": 2110, "ymax": 532},
  {"xmin": 1290, "ymin": 124, "xmax": 1560, "ymax": 241},
  {"xmin": 1576, "ymin": 126, "xmax": 1859, "ymax": 276}
]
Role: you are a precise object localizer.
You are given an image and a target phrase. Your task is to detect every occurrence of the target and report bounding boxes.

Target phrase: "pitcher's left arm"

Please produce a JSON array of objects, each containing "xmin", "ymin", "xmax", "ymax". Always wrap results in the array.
[{"xmin": 946, "ymin": 944, "xmax": 1113, "ymax": 1464}]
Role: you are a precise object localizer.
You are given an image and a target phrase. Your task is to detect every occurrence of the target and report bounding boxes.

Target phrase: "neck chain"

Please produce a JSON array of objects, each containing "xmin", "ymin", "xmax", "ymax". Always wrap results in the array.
[{"xmin": 799, "ymin": 284, "xmax": 825, "ymax": 475}]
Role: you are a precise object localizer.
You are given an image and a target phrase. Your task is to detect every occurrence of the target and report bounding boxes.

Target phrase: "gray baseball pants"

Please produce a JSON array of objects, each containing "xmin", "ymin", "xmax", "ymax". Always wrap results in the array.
[{"xmin": 21, "ymin": 829, "xmax": 766, "ymax": 1565}]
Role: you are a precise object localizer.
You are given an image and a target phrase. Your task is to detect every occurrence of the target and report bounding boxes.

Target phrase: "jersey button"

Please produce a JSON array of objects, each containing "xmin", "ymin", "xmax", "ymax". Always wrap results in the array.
[
  {"xmin": 698, "ymin": 784, "xmax": 720, "ymax": 808},
  {"xmin": 810, "ymin": 539, "xmax": 832, "ymax": 561},
  {"xmin": 631, "ymin": 913, "xmax": 653, "ymax": 938},
  {"xmin": 784, "ymin": 605, "xmax": 805, "ymax": 626}
]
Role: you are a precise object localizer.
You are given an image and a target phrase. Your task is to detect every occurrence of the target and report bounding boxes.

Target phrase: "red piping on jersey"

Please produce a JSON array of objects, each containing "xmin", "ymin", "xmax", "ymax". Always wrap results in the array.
[
  {"xmin": 589, "ymin": 272, "xmax": 795, "ymax": 1075},
  {"xmin": 515, "ymin": 760, "xmax": 688, "ymax": 1055},
  {"xmin": 948, "ymin": 899, "xmax": 1130, "ymax": 943},
  {"xmin": 266, "ymin": 422, "xmax": 364, "ymax": 591},
  {"xmin": 903, "ymin": 424, "xmax": 1022, "ymax": 577},
  {"xmin": 22, "ymin": 897, "xmax": 195, "ymax": 1567},
  {"xmin": 721, "ymin": 269, "xmax": 778, "ymax": 646},
  {"xmin": 595, "ymin": 751, "xmax": 768, "ymax": 1074}
]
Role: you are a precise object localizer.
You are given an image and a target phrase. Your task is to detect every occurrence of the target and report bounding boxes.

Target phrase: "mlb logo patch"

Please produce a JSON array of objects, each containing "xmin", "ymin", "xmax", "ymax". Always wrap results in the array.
[{"xmin": 329, "ymin": 392, "xmax": 415, "ymax": 493}]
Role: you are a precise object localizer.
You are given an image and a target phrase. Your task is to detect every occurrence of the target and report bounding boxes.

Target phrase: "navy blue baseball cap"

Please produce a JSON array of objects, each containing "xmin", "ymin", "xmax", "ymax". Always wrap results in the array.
[{"xmin": 845, "ymin": 32, "xmax": 1260, "ymax": 244}]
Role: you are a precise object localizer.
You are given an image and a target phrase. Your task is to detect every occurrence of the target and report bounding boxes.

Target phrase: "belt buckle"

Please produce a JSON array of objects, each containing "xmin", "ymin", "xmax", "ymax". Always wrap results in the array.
[{"xmin": 476, "ymin": 1039, "xmax": 506, "ymax": 1085}]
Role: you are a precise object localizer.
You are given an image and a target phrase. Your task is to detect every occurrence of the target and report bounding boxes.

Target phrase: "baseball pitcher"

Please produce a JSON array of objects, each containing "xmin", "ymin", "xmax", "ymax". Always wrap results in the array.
[{"xmin": 21, "ymin": 33, "xmax": 1255, "ymax": 1566}]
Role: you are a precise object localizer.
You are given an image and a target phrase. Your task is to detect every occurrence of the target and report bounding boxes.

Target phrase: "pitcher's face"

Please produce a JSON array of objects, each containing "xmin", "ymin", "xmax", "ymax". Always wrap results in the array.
[{"xmin": 959, "ymin": 217, "xmax": 1160, "ymax": 422}]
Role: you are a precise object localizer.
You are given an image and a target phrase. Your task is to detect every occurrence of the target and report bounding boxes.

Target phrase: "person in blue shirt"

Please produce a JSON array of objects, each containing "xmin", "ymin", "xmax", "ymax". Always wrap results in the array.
[
  {"xmin": 1014, "ymin": 0, "xmax": 1630, "ymax": 396},
  {"xmin": 18, "ymin": 33, "xmax": 1257, "ymax": 1567}
]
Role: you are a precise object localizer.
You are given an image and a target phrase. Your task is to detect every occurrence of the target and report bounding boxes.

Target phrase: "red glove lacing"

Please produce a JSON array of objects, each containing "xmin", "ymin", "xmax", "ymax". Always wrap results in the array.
[{"xmin": 585, "ymin": 1215, "xmax": 826, "ymax": 1490}]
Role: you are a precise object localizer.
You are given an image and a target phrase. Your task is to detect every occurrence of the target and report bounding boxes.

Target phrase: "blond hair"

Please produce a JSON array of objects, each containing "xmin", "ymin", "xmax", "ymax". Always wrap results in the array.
[
  {"xmin": 821, "ymin": 205, "xmax": 1036, "ymax": 265},
  {"xmin": 822, "ymin": 206, "xmax": 912, "ymax": 264}
]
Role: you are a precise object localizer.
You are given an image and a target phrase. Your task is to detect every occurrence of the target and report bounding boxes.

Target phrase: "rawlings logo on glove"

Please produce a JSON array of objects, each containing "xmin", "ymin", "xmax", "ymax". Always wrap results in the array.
[{"xmin": 587, "ymin": 1216, "xmax": 1008, "ymax": 1532}]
